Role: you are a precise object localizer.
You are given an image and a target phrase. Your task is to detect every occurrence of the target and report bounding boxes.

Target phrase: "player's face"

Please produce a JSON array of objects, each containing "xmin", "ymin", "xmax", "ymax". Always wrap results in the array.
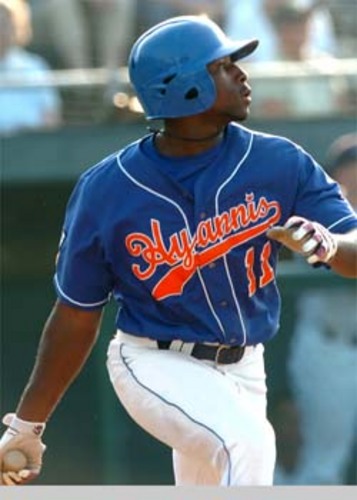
[{"xmin": 207, "ymin": 56, "xmax": 252, "ymax": 122}]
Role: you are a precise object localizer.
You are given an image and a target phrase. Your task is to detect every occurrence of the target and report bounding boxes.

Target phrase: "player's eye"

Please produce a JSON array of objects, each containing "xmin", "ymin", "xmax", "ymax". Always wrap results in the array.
[
  {"xmin": 222, "ymin": 59, "xmax": 237, "ymax": 73},
  {"xmin": 220, "ymin": 58, "xmax": 231, "ymax": 67},
  {"xmin": 208, "ymin": 58, "xmax": 230, "ymax": 75}
]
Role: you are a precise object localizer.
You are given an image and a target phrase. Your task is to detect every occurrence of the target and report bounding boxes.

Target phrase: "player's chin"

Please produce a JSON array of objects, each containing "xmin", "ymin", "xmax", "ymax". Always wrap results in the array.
[
  {"xmin": 233, "ymin": 99, "xmax": 251, "ymax": 120},
  {"xmin": 229, "ymin": 108, "xmax": 250, "ymax": 123}
]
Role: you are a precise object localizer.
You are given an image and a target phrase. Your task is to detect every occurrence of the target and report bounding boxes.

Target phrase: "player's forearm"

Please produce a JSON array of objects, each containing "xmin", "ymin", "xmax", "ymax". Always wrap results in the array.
[
  {"xmin": 328, "ymin": 231, "xmax": 357, "ymax": 278},
  {"xmin": 15, "ymin": 302, "xmax": 103, "ymax": 422}
]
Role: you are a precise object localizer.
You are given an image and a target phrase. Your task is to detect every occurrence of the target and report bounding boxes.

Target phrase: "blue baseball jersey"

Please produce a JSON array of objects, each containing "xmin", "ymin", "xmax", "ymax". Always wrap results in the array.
[{"xmin": 54, "ymin": 123, "xmax": 357, "ymax": 345}]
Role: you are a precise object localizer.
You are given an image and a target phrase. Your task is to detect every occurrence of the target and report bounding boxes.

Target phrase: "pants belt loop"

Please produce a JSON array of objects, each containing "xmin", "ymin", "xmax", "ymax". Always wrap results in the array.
[
  {"xmin": 170, "ymin": 340, "xmax": 184, "ymax": 352},
  {"xmin": 180, "ymin": 342, "xmax": 196, "ymax": 355}
]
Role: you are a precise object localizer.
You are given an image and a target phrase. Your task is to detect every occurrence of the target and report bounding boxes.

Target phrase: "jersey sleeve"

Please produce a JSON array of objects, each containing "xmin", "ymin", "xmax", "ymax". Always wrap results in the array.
[
  {"xmin": 294, "ymin": 147, "xmax": 357, "ymax": 233},
  {"xmin": 54, "ymin": 173, "xmax": 114, "ymax": 309}
]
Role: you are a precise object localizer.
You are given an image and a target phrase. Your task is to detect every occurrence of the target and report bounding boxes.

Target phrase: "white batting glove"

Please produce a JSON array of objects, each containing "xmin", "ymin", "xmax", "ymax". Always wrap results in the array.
[
  {"xmin": 0, "ymin": 413, "xmax": 46, "ymax": 486},
  {"xmin": 267, "ymin": 216, "xmax": 338, "ymax": 265}
]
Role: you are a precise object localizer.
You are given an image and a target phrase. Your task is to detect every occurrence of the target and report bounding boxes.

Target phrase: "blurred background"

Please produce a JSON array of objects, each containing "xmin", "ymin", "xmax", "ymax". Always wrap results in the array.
[{"xmin": 0, "ymin": 0, "xmax": 356, "ymax": 486}]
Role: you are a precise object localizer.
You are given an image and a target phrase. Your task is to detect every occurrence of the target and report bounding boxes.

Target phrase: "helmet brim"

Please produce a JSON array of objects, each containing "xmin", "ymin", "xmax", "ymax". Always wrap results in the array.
[
  {"xmin": 209, "ymin": 39, "xmax": 259, "ymax": 64},
  {"xmin": 231, "ymin": 39, "xmax": 259, "ymax": 61}
]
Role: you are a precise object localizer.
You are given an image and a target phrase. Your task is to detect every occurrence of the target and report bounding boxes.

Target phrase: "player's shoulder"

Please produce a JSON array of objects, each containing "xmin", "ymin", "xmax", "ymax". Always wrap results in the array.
[
  {"xmin": 230, "ymin": 123, "xmax": 316, "ymax": 178},
  {"xmin": 232, "ymin": 122, "xmax": 304, "ymax": 155},
  {"xmin": 79, "ymin": 137, "xmax": 138, "ymax": 179},
  {"xmin": 78, "ymin": 151, "xmax": 119, "ymax": 188},
  {"xmin": 74, "ymin": 136, "xmax": 146, "ymax": 196}
]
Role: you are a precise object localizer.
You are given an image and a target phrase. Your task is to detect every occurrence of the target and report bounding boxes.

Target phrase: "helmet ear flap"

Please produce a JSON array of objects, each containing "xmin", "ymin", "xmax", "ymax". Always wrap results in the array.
[{"xmin": 144, "ymin": 68, "xmax": 217, "ymax": 119}]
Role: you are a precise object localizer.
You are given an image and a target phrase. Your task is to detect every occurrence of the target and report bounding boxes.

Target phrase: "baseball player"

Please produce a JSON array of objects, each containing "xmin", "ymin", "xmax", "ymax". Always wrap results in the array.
[{"xmin": 1, "ymin": 15, "xmax": 356, "ymax": 487}]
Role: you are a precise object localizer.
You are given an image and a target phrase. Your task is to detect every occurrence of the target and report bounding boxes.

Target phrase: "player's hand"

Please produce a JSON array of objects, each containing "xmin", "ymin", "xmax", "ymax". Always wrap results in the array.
[
  {"xmin": 267, "ymin": 216, "xmax": 338, "ymax": 264},
  {"xmin": 0, "ymin": 413, "xmax": 46, "ymax": 486}
]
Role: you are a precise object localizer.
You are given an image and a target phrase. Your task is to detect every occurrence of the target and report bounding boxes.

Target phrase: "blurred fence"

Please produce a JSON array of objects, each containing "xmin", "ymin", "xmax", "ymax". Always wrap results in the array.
[{"xmin": 0, "ymin": 59, "xmax": 356, "ymax": 124}]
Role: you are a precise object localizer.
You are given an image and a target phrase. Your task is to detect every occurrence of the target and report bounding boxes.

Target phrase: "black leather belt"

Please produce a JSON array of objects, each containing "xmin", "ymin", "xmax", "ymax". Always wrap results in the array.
[{"xmin": 157, "ymin": 340, "xmax": 246, "ymax": 365}]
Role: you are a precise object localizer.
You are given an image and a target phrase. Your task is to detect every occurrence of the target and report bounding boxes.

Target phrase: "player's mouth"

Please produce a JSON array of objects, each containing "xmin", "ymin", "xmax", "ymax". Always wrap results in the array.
[{"xmin": 241, "ymin": 86, "xmax": 252, "ymax": 102}]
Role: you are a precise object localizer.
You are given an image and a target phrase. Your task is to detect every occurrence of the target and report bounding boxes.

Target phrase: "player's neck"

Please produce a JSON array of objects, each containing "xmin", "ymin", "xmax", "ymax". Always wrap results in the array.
[
  {"xmin": 161, "ymin": 128, "xmax": 222, "ymax": 142},
  {"xmin": 151, "ymin": 122, "xmax": 226, "ymax": 157}
]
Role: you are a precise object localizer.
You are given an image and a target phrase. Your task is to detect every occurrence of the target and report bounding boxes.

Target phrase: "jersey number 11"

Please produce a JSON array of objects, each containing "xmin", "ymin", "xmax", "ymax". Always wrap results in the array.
[{"xmin": 245, "ymin": 242, "xmax": 274, "ymax": 297}]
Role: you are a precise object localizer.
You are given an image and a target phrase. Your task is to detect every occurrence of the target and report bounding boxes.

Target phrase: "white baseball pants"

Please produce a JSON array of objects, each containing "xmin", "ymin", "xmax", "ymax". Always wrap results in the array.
[{"xmin": 106, "ymin": 331, "xmax": 276, "ymax": 486}]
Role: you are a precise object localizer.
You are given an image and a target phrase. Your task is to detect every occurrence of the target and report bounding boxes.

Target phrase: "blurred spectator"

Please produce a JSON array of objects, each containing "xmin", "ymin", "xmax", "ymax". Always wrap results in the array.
[
  {"xmin": 269, "ymin": 2, "xmax": 333, "ymax": 61},
  {"xmin": 0, "ymin": 0, "xmax": 61, "ymax": 134},
  {"xmin": 275, "ymin": 133, "xmax": 357, "ymax": 485},
  {"xmin": 224, "ymin": 0, "xmax": 337, "ymax": 62},
  {"xmin": 136, "ymin": 0, "xmax": 224, "ymax": 35},
  {"xmin": 249, "ymin": 1, "xmax": 346, "ymax": 118},
  {"xmin": 30, "ymin": 0, "xmax": 137, "ymax": 69},
  {"xmin": 325, "ymin": 0, "xmax": 357, "ymax": 57},
  {"xmin": 327, "ymin": 134, "xmax": 357, "ymax": 209}
]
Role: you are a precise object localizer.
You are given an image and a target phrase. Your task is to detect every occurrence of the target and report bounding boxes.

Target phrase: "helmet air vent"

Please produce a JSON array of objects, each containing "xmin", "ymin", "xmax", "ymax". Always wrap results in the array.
[{"xmin": 185, "ymin": 87, "xmax": 199, "ymax": 100}]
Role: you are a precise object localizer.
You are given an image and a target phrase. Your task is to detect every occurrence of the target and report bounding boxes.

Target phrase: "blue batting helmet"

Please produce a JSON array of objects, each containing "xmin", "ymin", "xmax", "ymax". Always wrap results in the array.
[{"xmin": 129, "ymin": 16, "xmax": 259, "ymax": 120}]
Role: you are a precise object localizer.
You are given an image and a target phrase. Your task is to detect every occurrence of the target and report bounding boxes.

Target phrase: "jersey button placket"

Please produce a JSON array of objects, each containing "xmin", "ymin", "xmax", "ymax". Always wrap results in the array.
[
  {"xmin": 200, "ymin": 263, "xmax": 245, "ymax": 344},
  {"xmin": 194, "ymin": 206, "xmax": 244, "ymax": 343}
]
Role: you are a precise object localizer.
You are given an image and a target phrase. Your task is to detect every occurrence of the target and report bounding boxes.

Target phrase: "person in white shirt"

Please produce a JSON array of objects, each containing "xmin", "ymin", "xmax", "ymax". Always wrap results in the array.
[{"xmin": 224, "ymin": 0, "xmax": 337, "ymax": 62}]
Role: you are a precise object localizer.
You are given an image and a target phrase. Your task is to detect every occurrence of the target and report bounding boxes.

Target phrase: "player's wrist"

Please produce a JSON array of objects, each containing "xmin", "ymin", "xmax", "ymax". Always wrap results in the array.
[{"xmin": 2, "ymin": 413, "xmax": 46, "ymax": 438}]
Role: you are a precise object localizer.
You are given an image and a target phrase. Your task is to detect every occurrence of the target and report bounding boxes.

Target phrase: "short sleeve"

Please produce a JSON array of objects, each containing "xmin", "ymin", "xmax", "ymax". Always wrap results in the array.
[
  {"xmin": 54, "ymin": 174, "xmax": 114, "ymax": 309},
  {"xmin": 294, "ymin": 148, "xmax": 357, "ymax": 233}
]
